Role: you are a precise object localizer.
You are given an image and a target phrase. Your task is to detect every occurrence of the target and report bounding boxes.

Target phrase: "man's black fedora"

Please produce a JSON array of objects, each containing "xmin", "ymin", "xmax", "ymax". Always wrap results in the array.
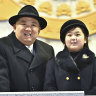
[{"xmin": 9, "ymin": 5, "xmax": 47, "ymax": 30}]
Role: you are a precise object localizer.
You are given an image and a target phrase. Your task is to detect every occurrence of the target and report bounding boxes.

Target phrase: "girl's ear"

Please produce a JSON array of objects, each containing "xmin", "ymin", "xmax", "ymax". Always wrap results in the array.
[{"xmin": 84, "ymin": 37, "xmax": 87, "ymax": 44}]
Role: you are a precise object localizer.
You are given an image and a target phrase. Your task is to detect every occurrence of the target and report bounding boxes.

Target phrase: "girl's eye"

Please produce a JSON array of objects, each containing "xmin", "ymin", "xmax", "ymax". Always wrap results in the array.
[
  {"xmin": 67, "ymin": 34, "xmax": 72, "ymax": 37},
  {"xmin": 21, "ymin": 23, "xmax": 26, "ymax": 25},
  {"xmin": 76, "ymin": 34, "xmax": 80, "ymax": 36}
]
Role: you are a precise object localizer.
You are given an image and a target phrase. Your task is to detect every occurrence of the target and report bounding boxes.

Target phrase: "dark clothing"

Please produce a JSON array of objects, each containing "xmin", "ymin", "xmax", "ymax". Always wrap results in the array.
[
  {"xmin": 44, "ymin": 47, "xmax": 96, "ymax": 95},
  {"xmin": 0, "ymin": 32, "xmax": 54, "ymax": 92}
]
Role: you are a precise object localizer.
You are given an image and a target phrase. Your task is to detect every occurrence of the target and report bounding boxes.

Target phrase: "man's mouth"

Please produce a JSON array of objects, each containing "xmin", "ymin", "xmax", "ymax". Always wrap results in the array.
[{"xmin": 24, "ymin": 33, "xmax": 32, "ymax": 36}]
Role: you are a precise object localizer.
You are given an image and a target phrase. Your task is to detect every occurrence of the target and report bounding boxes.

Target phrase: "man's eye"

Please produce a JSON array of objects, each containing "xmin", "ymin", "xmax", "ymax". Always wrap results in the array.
[
  {"xmin": 32, "ymin": 24, "xmax": 37, "ymax": 26},
  {"xmin": 21, "ymin": 23, "xmax": 26, "ymax": 25},
  {"xmin": 32, "ymin": 24, "xmax": 36, "ymax": 26}
]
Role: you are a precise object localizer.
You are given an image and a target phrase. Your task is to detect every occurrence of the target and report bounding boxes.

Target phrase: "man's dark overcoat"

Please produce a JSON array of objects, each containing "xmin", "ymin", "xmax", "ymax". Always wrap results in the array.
[
  {"xmin": 0, "ymin": 32, "xmax": 54, "ymax": 92},
  {"xmin": 44, "ymin": 47, "xmax": 96, "ymax": 95}
]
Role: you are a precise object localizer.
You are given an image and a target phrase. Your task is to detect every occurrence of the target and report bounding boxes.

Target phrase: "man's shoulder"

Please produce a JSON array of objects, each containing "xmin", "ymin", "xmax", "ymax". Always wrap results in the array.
[
  {"xmin": 0, "ymin": 36, "xmax": 9, "ymax": 43},
  {"xmin": 0, "ymin": 34, "xmax": 13, "ymax": 48},
  {"xmin": 35, "ymin": 39, "xmax": 54, "ymax": 56},
  {"xmin": 0, "ymin": 32, "xmax": 14, "ymax": 43},
  {"xmin": 36, "ymin": 39, "xmax": 52, "ymax": 48}
]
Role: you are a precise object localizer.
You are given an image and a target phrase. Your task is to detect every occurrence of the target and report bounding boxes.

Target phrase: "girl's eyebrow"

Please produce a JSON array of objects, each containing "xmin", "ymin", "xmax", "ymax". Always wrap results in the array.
[
  {"xmin": 75, "ymin": 31, "xmax": 80, "ymax": 33},
  {"xmin": 68, "ymin": 31, "xmax": 80, "ymax": 33}
]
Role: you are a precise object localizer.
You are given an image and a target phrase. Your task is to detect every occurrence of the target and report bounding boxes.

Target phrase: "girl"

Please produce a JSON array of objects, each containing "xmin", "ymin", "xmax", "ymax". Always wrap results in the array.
[{"xmin": 44, "ymin": 19, "xmax": 96, "ymax": 95}]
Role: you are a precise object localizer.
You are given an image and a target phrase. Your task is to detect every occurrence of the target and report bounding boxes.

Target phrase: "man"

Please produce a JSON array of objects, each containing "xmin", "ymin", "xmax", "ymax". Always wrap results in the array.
[{"xmin": 0, "ymin": 5, "xmax": 54, "ymax": 91}]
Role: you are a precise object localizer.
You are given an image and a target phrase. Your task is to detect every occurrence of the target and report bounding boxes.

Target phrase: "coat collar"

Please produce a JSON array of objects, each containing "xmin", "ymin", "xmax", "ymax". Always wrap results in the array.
[
  {"xmin": 56, "ymin": 49, "xmax": 79, "ymax": 73},
  {"xmin": 29, "ymin": 40, "xmax": 51, "ymax": 69},
  {"xmin": 9, "ymin": 32, "xmax": 33, "ymax": 63},
  {"xmin": 9, "ymin": 32, "xmax": 51, "ymax": 69},
  {"xmin": 56, "ymin": 47, "xmax": 95, "ymax": 74},
  {"xmin": 56, "ymin": 47, "xmax": 95, "ymax": 91}
]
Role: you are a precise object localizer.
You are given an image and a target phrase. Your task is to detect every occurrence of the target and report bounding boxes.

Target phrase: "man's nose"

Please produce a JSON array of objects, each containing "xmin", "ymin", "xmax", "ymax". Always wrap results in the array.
[{"xmin": 25, "ymin": 27, "xmax": 32, "ymax": 31}]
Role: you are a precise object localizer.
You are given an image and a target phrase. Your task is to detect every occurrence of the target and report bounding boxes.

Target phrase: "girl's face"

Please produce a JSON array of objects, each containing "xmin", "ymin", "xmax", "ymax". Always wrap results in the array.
[{"xmin": 65, "ymin": 27, "xmax": 87, "ymax": 52}]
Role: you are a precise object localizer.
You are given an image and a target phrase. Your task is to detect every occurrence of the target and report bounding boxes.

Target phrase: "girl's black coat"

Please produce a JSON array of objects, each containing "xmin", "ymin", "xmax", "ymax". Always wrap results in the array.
[{"xmin": 44, "ymin": 48, "xmax": 96, "ymax": 95}]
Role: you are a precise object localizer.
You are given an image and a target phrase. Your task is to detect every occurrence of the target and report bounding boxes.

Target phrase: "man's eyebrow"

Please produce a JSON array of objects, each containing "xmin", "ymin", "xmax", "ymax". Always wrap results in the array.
[
  {"xmin": 19, "ymin": 20, "xmax": 26, "ymax": 23},
  {"xmin": 19, "ymin": 20, "xmax": 38, "ymax": 24}
]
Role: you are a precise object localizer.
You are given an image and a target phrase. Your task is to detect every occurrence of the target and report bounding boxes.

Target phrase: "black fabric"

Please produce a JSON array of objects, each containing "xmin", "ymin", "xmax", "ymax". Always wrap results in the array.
[
  {"xmin": 9, "ymin": 5, "xmax": 47, "ymax": 30},
  {"xmin": 0, "ymin": 32, "xmax": 54, "ymax": 91},
  {"xmin": 44, "ymin": 46, "xmax": 96, "ymax": 95},
  {"xmin": 70, "ymin": 51, "xmax": 80, "ymax": 59},
  {"xmin": 56, "ymin": 46, "xmax": 95, "ymax": 73}
]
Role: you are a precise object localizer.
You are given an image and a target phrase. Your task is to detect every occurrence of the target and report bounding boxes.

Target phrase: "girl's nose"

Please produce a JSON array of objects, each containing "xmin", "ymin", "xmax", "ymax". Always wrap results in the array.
[{"xmin": 71, "ymin": 35, "xmax": 76, "ymax": 39}]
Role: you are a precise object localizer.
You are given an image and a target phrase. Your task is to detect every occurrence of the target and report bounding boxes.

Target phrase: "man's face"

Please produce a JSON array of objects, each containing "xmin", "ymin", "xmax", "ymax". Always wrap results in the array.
[{"xmin": 13, "ymin": 17, "xmax": 40, "ymax": 46}]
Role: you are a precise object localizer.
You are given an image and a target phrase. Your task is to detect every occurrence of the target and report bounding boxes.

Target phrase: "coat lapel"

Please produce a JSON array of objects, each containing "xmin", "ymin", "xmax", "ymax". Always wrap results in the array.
[
  {"xmin": 9, "ymin": 32, "xmax": 51, "ymax": 69},
  {"xmin": 10, "ymin": 32, "xmax": 33, "ymax": 63},
  {"xmin": 76, "ymin": 48, "xmax": 95, "ymax": 91},
  {"xmin": 15, "ymin": 48, "xmax": 33, "ymax": 63},
  {"xmin": 56, "ymin": 50, "xmax": 79, "ymax": 73},
  {"xmin": 29, "ymin": 40, "xmax": 51, "ymax": 69}
]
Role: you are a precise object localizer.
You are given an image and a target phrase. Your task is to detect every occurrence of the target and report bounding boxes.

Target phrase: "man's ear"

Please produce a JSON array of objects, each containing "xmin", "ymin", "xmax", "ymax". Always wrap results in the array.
[
  {"xmin": 13, "ymin": 24, "xmax": 16, "ymax": 30},
  {"xmin": 38, "ymin": 27, "xmax": 41, "ymax": 34}
]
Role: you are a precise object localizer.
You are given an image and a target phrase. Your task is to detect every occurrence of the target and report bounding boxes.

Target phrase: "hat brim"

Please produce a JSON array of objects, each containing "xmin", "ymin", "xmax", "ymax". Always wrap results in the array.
[
  {"xmin": 60, "ymin": 23, "xmax": 89, "ymax": 43},
  {"xmin": 9, "ymin": 15, "xmax": 47, "ymax": 30}
]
